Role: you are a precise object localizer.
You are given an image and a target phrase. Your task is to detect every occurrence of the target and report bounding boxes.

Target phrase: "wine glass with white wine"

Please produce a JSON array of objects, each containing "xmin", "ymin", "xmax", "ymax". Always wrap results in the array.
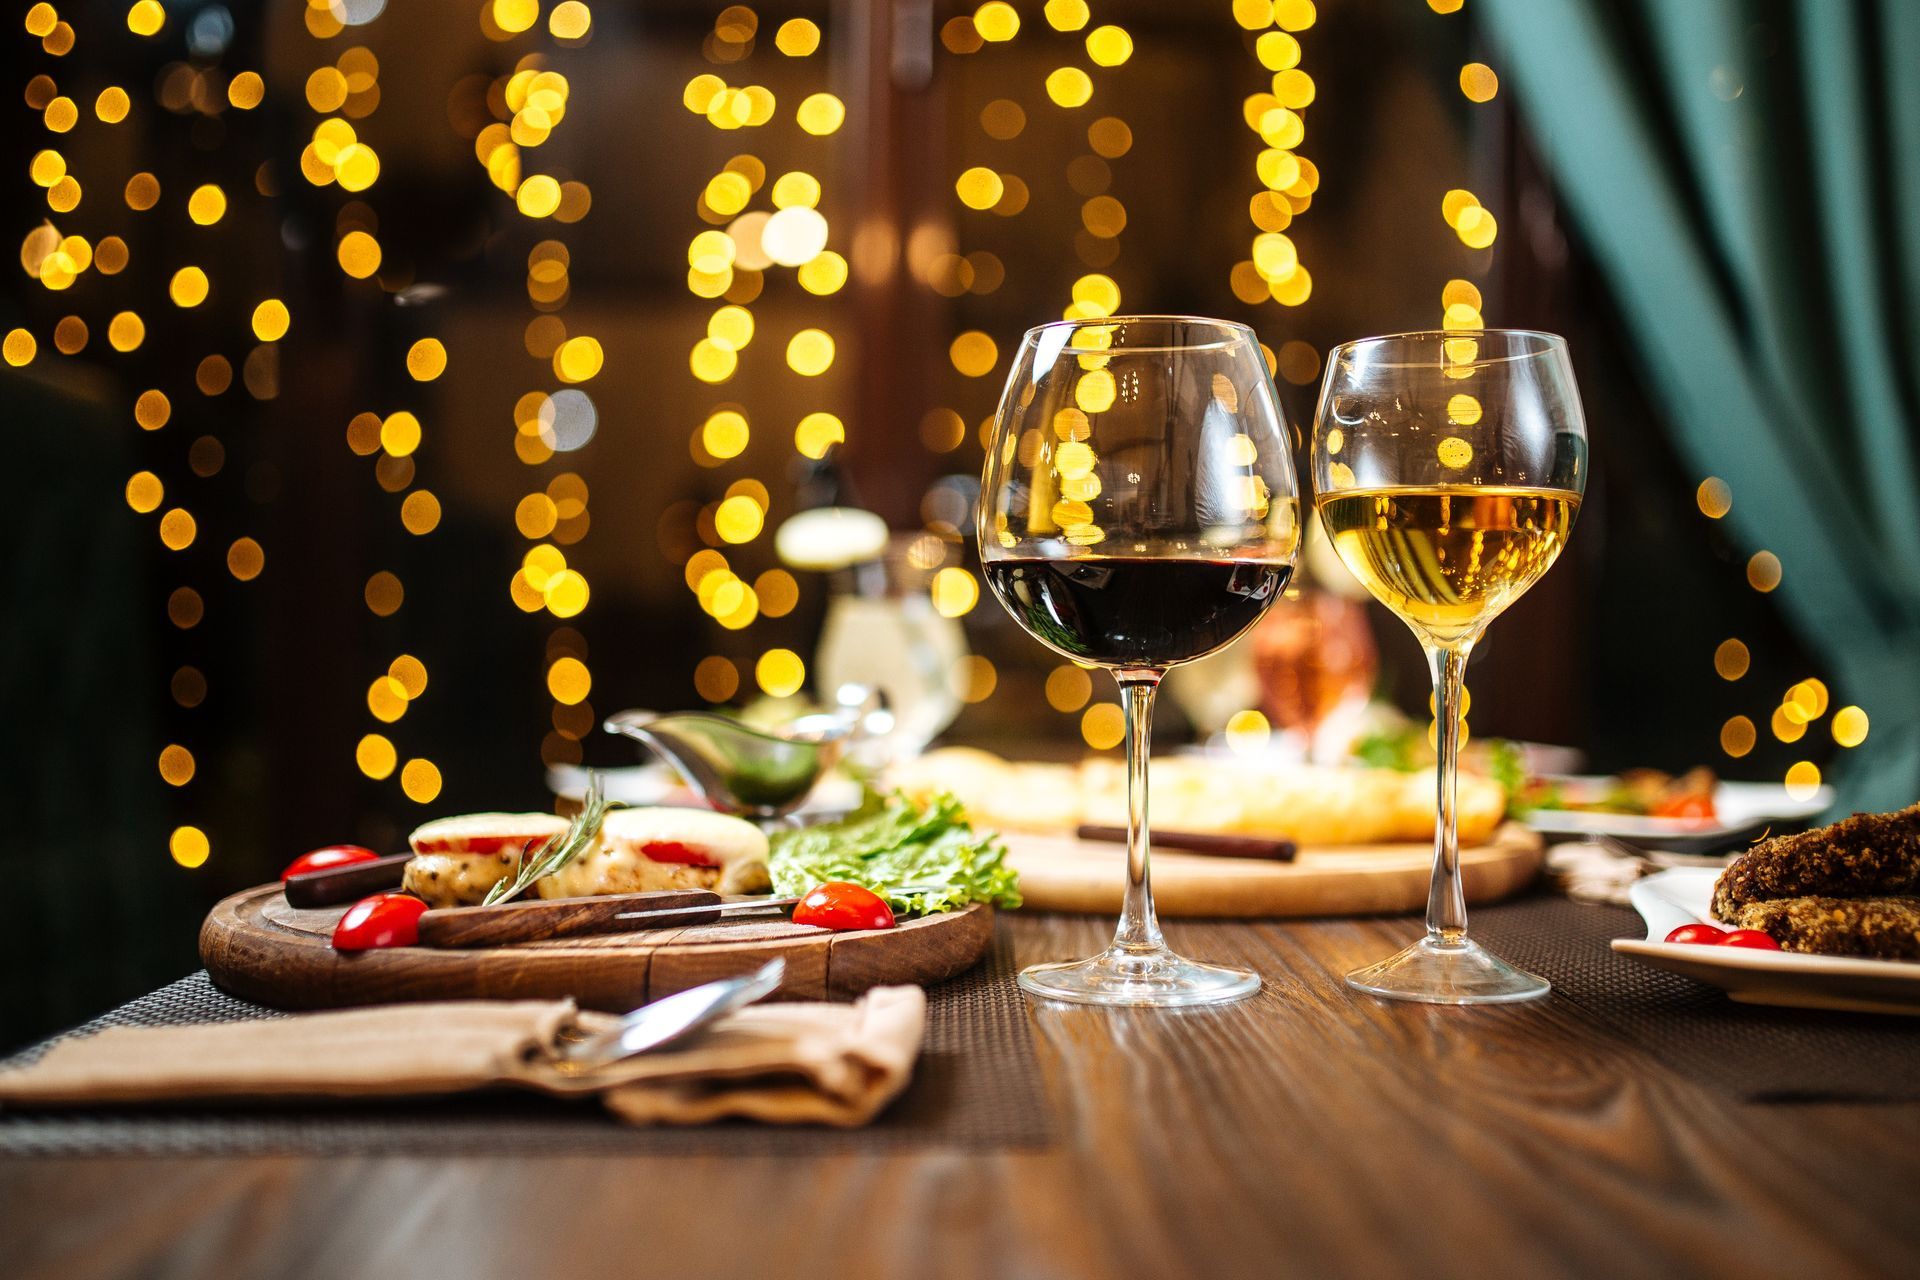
[{"xmin": 1312, "ymin": 330, "xmax": 1586, "ymax": 1003}]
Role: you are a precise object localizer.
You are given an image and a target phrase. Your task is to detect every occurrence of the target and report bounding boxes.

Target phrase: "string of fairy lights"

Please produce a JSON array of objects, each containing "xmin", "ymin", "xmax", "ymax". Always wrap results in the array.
[
  {"xmin": 7, "ymin": 1, "xmax": 1861, "ymax": 875},
  {"xmin": 1427, "ymin": 0, "xmax": 1865, "ymax": 796},
  {"xmin": 670, "ymin": 6, "xmax": 841, "ymax": 710},
  {"xmin": 12, "ymin": 1, "xmax": 300, "ymax": 869}
]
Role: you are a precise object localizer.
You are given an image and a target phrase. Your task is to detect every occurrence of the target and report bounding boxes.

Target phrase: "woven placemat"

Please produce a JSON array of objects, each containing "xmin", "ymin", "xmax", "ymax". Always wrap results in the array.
[
  {"xmin": 0, "ymin": 924, "xmax": 1052, "ymax": 1157},
  {"xmin": 1471, "ymin": 896, "xmax": 1920, "ymax": 1103}
]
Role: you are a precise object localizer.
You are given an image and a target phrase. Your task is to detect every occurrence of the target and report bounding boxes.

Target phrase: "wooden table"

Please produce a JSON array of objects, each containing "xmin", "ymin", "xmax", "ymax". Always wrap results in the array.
[{"xmin": 6, "ymin": 912, "xmax": 1918, "ymax": 1280}]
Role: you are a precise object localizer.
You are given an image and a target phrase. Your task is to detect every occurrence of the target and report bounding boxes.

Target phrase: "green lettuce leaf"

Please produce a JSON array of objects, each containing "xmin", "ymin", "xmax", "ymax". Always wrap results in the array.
[{"xmin": 768, "ymin": 790, "xmax": 1022, "ymax": 915}]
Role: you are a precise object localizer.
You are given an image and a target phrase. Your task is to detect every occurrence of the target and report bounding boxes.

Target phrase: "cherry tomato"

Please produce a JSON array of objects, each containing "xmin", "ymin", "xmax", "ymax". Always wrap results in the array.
[
  {"xmin": 332, "ymin": 893, "xmax": 428, "ymax": 951},
  {"xmin": 282, "ymin": 845, "xmax": 380, "ymax": 881},
  {"xmin": 1665, "ymin": 923, "xmax": 1728, "ymax": 945},
  {"xmin": 1720, "ymin": 929, "xmax": 1782, "ymax": 950},
  {"xmin": 792, "ymin": 882, "xmax": 897, "ymax": 932},
  {"xmin": 1651, "ymin": 794, "xmax": 1717, "ymax": 822}
]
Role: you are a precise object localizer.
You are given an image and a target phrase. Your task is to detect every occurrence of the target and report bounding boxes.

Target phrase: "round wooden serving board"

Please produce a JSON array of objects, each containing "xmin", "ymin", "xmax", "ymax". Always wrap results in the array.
[
  {"xmin": 200, "ymin": 885, "xmax": 994, "ymax": 1013},
  {"xmin": 1002, "ymin": 821, "xmax": 1543, "ymax": 917}
]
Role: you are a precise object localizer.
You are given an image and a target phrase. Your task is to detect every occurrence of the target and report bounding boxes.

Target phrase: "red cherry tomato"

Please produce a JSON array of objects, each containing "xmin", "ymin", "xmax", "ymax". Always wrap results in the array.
[
  {"xmin": 1665, "ymin": 923, "xmax": 1728, "ymax": 945},
  {"xmin": 282, "ymin": 845, "xmax": 380, "ymax": 881},
  {"xmin": 332, "ymin": 893, "xmax": 428, "ymax": 951},
  {"xmin": 1720, "ymin": 929, "xmax": 1782, "ymax": 950},
  {"xmin": 792, "ymin": 882, "xmax": 897, "ymax": 932},
  {"xmin": 1651, "ymin": 794, "xmax": 1717, "ymax": 822}
]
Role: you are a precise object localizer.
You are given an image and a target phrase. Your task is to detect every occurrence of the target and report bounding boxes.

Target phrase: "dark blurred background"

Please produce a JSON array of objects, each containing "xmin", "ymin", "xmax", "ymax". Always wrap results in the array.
[{"xmin": 0, "ymin": 0, "xmax": 1855, "ymax": 1049}]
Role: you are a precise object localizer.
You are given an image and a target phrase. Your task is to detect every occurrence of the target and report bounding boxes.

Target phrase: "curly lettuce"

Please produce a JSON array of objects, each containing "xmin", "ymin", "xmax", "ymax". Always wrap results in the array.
[{"xmin": 769, "ymin": 790, "xmax": 1021, "ymax": 915}]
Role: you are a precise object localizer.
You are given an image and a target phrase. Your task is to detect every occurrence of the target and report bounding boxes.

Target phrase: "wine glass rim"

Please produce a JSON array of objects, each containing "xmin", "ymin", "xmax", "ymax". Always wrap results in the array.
[
  {"xmin": 1020, "ymin": 314, "xmax": 1257, "ymax": 354},
  {"xmin": 1328, "ymin": 328, "xmax": 1568, "ymax": 367}
]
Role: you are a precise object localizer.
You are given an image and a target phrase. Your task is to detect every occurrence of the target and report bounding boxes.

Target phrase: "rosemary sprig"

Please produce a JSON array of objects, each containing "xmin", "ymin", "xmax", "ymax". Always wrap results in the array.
[{"xmin": 482, "ymin": 773, "xmax": 611, "ymax": 906}]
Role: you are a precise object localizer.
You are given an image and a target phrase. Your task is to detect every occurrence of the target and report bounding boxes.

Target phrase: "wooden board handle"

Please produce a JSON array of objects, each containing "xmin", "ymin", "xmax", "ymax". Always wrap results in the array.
[
  {"xmin": 283, "ymin": 854, "xmax": 411, "ymax": 908},
  {"xmin": 1074, "ymin": 825, "xmax": 1297, "ymax": 862},
  {"xmin": 417, "ymin": 890, "xmax": 723, "ymax": 949}
]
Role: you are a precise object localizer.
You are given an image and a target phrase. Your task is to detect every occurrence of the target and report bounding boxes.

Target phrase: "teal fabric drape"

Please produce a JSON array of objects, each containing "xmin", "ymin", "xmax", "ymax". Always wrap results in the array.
[{"xmin": 1480, "ymin": 0, "xmax": 1920, "ymax": 810}]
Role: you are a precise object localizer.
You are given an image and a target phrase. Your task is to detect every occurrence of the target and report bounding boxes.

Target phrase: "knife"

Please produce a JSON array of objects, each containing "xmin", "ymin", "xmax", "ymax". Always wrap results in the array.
[
  {"xmin": 1075, "ymin": 824, "xmax": 1296, "ymax": 861},
  {"xmin": 284, "ymin": 853, "xmax": 412, "ymax": 908}
]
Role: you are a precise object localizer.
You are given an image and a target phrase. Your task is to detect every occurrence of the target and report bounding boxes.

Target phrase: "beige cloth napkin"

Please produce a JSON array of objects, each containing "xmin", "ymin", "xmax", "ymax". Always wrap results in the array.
[{"xmin": 0, "ymin": 986, "xmax": 926, "ymax": 1128}]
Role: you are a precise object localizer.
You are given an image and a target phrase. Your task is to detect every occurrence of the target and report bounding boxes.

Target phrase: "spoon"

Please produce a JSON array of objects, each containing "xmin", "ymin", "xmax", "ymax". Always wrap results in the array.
[{"xmin": 556, "ymin": 958, "xmax": 786, "ymax": 1074}]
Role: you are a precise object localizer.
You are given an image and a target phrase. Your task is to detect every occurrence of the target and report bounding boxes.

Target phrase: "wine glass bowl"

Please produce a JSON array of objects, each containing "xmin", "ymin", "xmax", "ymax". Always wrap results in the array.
[
  {"xmin": 1312, "ymin": 329, "xmax": 1586, "ymax": 1003},
  {"xmin": 980, "ymin": 316, "xmax": 1300, "ymax": 1006}
]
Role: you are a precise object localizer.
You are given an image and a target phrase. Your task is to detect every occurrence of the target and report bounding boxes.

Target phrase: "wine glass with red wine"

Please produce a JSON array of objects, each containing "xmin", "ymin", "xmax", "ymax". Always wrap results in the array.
[{"xmin": 979, "ymin": 316, "xmax": 1300, "ymax": 1005}]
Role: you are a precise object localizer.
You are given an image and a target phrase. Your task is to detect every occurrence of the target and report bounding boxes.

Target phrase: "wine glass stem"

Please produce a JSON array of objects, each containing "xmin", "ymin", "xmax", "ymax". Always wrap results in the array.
[
  {"xmin": 1423, "ymin": 643, "xmax": 1473, "ymax": 944},
  {"xmin": 1112, "ymin": 670, "xmax": 1166, "ymax": 954}
]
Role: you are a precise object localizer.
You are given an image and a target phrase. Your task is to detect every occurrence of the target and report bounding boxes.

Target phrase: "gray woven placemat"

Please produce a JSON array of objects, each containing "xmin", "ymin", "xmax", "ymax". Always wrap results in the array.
[
  {"xmin": 1471, "ymin": 896, "xmax": 1920, "ymax": 1103},
  {"xmin": 0, "ymin": 925, "xmax": 1052, "ymax": 1156}
]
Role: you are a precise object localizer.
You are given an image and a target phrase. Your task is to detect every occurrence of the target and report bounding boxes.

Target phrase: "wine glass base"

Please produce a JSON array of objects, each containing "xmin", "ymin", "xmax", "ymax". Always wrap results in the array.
[
  {"xmin": 1017, "ymin": 946, "xmax": 1261, "ymax": 1007},
  {"xmin": 1345, "ymin": 935, "xmax": 1550, "ymax": 1005}
]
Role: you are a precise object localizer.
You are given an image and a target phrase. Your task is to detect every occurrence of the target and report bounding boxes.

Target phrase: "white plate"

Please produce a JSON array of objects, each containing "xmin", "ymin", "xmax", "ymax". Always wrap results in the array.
[
  {"xmin": 1611, "ymin": 867, "xmax": 1920, "ymax": 1016},
  {"xmin": 1525, "ymin": 779, "xmax": 1832, "ymax": 845}
]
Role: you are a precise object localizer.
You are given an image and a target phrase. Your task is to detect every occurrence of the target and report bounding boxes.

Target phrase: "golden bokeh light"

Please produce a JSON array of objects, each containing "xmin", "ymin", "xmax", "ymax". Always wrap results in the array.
[
  {"xmin": 170, "ymin": 826, "xmax": 210, "ymax": 869},
  {"xmin": 1746, "ymin": 550, "xmax": 1782, "ymax": 592},
  {"xmin": 714, "ymin": 495, "xmax": 765, "ymax": 544},
  {"xmin": 930, "ymin": 567, "xmax": 980, "ymax": 617},
  {"xmin": 401, "ymin": 759, "xmax": 443, "ymax": 804},
  {"xmin": 251, "ymin": 298, "xmax": 290, "ymax": 342},
  {"xmin": 1720, "ymin": 716, "xmax": 1756, "ymax": 758},
  {"xmin": 796, "ymin": 93, "xmax": 845, "ymax": 136},
  {"xmin": 227, "ymin": 537, "xmax": 266, "ymax": 581},
  {"xmin": 188, "ymin": 184, "xmax": 227, "ymax": 225},
  {"xmin": 756, "ymin": 649, "xmax": 807, "ymax": 699},
  {"xmin": 1460, "ymin": 62, "xmax": 1499, "ymax": 102},
  {"xmin": 356, "ymin": 733, "xmax": 398, "ymax": 780},
  {"xmin": 157, "ymin": 506, "xmax": 196, "ymax": 551},
  {"xmin": 974, "ymin": 1, "xmax": 1019, "ymax": 41},
  {"xmin": 548, "ymin": 656, "xmax": 592, "ymax": 704},
  {"xmin": 95, "ymin": 86, "xmax": 130, "ymax": 123},
  {"xmin": 229, "ymin": 71, "xmax": 265, "ymax": 109},
  {"xmin": 1046, "ymin": 67, "xmax": 1094, "ymax": 109},
  {"xmin": 775, "ymin": 18, "xmax": 821, "ymax": 56},
  {"xmin": 694, "ymin": 655, "xmax": 740, "ymax": 703},
  {"xmin": 1081, "ymin": 703, "xmax": 1125, "ymax": 750},
  {"xmin": 365, "ymin": 571, "xmax": 404, "ymax": 616},
  {"xmin": 127, "ymin": 1, "xmax": 166, "ymax": 37},
  {"xmin": 794, "ymin": 411, "xmax": 845, "ymax": 458},
  {"xmin": 955, "ymin": 166, "xmax": 1004, "ymax": 211},
  {"xmin": 1226, "ymin": 709, "xmax": 1273, "ymax": 755},
  {"xmin": 407, "ymin": 338, "xmax": 447, "ymax": 381},
  {"xmin": 1695, "ymin": 477, "xmax": 1732, "ymax": 518},
  {"xmin": 951, "ymin": 655, "xmax": 998, "ymax": 704},
  {"xmin": 380, "ymin": 411, "xmax": 422, "ymax": 457},
  {"xmin": 169, "ymin": 266, "xmax": 210, "ymax": 307},
  {"xmin": 950, "ymin": 330, "xmax": 998, "ymax": 377},
  {"xmin": 125, "ymin": 471, "xmax": 164, "ymax": 513},
  {"xmin": 785, "ymin": 328, "xmax": 836, "ymax": 376},
  {"xmin": 1086, "ymin": 25, "xmax": 1133, "ymax": 66},
  {"xmin": 135, "ymin": 388, "xmax": 171, "ymax": 430},
  {"xmin": 107, "ymin": 310, "xmax": 144, "ymax": 352},
  {"xmin": 337, "ymin": 230, "xmax": 382, "ymax": 278},
  {"xmin": 1046, "ymin": 665, "xmax": 1093, "ymax": 713},
  {"xmin": 1046, "ymin": 0, "xmax": 1090, "ymax": 31},
  {"xmin": 401, "ymin": 490, "xmax": 442, "ymax": 535},
  {"xmin": 1783, "ymin": 761, "xmax": 1822, "ymax": 802},
  {"xmin": 550, "ymin": 0, "xmax": 592, "ymax": 39},
  {"xmin": 1713, "ymin": 638, "xmax": 1749, "ymax": 681},
  {"xmin": 1832, "ymin": 705, "xmax": 1869, "ymax": 748}
]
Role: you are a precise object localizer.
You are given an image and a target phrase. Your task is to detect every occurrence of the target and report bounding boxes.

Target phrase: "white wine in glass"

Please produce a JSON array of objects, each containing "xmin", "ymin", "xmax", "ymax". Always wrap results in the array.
[{"xmin": 1312, "ymin": 330, "xmax": 1586, "ymax": 1004}]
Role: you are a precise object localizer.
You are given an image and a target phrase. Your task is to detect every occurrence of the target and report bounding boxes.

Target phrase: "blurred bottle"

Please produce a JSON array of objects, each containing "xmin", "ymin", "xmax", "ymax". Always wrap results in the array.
[{"xmin": 1248, "ymin": 587, "xmax": 1376, "ymax": 761}]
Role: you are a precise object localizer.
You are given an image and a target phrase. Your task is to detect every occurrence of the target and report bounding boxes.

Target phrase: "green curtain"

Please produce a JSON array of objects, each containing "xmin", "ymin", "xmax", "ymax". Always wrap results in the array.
[{"xmin": 1479, "ymin": 0, "xmax": 1920, "ymax": 811}]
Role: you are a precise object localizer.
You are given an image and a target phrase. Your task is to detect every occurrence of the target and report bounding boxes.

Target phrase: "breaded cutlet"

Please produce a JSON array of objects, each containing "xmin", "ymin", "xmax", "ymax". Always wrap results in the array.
[
  {"xmin": 1711, "ymin": 803, "xmax": 1920, "ymax": 919},
  {"xmin": 1727, "ymin": 896, "xmax": 1920, "ymax": 960}
]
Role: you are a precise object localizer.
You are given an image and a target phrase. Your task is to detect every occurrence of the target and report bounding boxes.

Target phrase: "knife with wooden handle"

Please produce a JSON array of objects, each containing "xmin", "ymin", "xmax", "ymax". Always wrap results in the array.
[
  {"xmin": 417, "ymin": 889, "xmax": 727, "ymax": 948},
  {"xmin": 283, "ymin": 854, "xmax": 412, "ymax": 908},
  {"xmin": 1075, "ymin": 824, "xmax": 1297, "ymax": 861}
]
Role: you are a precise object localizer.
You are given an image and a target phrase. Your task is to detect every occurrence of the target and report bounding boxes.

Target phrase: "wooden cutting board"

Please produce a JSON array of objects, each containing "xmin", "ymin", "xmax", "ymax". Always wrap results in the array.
[
  {"xmin": 1003, "ymin": 821, "xmax": 1543, "ymax": 917},
  {"xmin": 200, "ymin": 884, "xmax": 993, "ymax": 1012}
]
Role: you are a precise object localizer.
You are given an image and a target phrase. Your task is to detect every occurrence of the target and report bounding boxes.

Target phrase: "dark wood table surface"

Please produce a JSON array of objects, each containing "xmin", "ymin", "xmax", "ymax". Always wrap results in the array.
[{"xmin": 6, "ymin": 911, "xmax": 1918, "ymax": 1280}]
